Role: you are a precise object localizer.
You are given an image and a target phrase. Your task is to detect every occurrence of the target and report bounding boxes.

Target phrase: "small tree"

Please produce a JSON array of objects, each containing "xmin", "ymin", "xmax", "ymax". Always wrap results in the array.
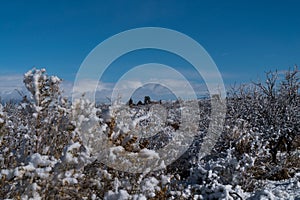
[
  {"xmin": 144, "ymin": 96, "xmax": 151, "ymax": 105},
  {"xmin": 128, "ymin": 98, "xmax": 134, "ymax": 106},
  {"xmin": 137, "ymin": 100, "xmax": 143, "ymax": 106}
]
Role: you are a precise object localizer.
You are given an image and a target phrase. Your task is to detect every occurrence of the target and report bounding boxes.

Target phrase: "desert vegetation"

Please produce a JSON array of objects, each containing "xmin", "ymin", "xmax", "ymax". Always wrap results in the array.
[{"xmin": 0, "ymin": 67, "xmax": 299, "ymax": 199}]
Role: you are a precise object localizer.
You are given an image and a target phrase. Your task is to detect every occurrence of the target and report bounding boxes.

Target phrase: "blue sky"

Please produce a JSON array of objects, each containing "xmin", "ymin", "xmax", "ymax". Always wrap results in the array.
[{"xmin": 0, "ymin": 0, "xmax": 300, "ymax": 101}]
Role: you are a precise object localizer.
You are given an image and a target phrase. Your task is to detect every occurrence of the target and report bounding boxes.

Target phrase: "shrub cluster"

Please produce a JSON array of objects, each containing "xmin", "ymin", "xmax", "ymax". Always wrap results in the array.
[{"xmin": 0, "ymin": 67, "xmax": 299, "ymax": 199}]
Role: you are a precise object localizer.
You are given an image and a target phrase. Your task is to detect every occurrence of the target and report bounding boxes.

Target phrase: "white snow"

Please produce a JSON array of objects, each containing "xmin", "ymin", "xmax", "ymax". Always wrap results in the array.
[
  {"xmin": 62, "ymin": 177, "xmax": 78, "ymax": 185},
  {"xmin": 109, "ymin": 146, "xmax": 125, "ymax": 161},
  {"xmin": 141, "ymin": 177, "xmax": 160, "ymax": 198},
  {"xmin": 62, "ymin": 142, "xmax": 81, "ymax": 164},
  {"xmin": 104, "ymin": 189, "xmax": 130, "ymax": 200},
  {"xmin": 138, "ymin": 149, "xmax": 160, "ymax": 160},
  {"xmin": 132, "ymin": 194, "xmax": 147, "ymax": 200},
  {"xmin": 29, "ymin": 153, "xmax": 53, "ymax": 168}
]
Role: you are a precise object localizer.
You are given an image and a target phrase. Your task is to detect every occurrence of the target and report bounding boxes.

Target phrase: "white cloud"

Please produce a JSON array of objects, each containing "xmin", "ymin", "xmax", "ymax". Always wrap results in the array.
[
  {"xmin": 0, "ymin": 74, "xmax": 23, "ymax": 91},
  {"xmin": 0, "ymin": 74, "xmax": 26, "ymax": 101},
  {"xmin": 0, "ymin": 73, "xmax": 219, "ymax": 103}
]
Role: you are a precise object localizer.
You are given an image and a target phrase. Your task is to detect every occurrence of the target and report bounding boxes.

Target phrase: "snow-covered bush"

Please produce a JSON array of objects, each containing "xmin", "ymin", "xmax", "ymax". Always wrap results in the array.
[
  {"xmin": 0, "ymin": 67, "xmax": 299, "ymax": 199},
  {"xmin": 0, "ymin": 68, "xmax": 86, "ymax": 198},
  {"xmin": 0, "ymin": 103, "xmax": 6, "ymax": 141},
  {"xmin": 215, "ymin": 67, "xmax": 300, "ymax": 191}
]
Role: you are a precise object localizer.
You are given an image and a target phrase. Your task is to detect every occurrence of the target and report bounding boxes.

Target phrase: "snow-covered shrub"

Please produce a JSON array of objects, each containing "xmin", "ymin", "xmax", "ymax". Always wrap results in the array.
[
  {"xmin": 215, "ymin": 67, "xmax": 300, "ymax": 191},
  {"xmin": 0, "ymin": 68, "xmax": 87, "ymax": 199},
  {"xmin": 0, "ymin": 67, "xmax": 299, "ymax": 199},
  {"xmin": 0, "ymin": 103, "xmax": 6, "ymax": 141}
]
